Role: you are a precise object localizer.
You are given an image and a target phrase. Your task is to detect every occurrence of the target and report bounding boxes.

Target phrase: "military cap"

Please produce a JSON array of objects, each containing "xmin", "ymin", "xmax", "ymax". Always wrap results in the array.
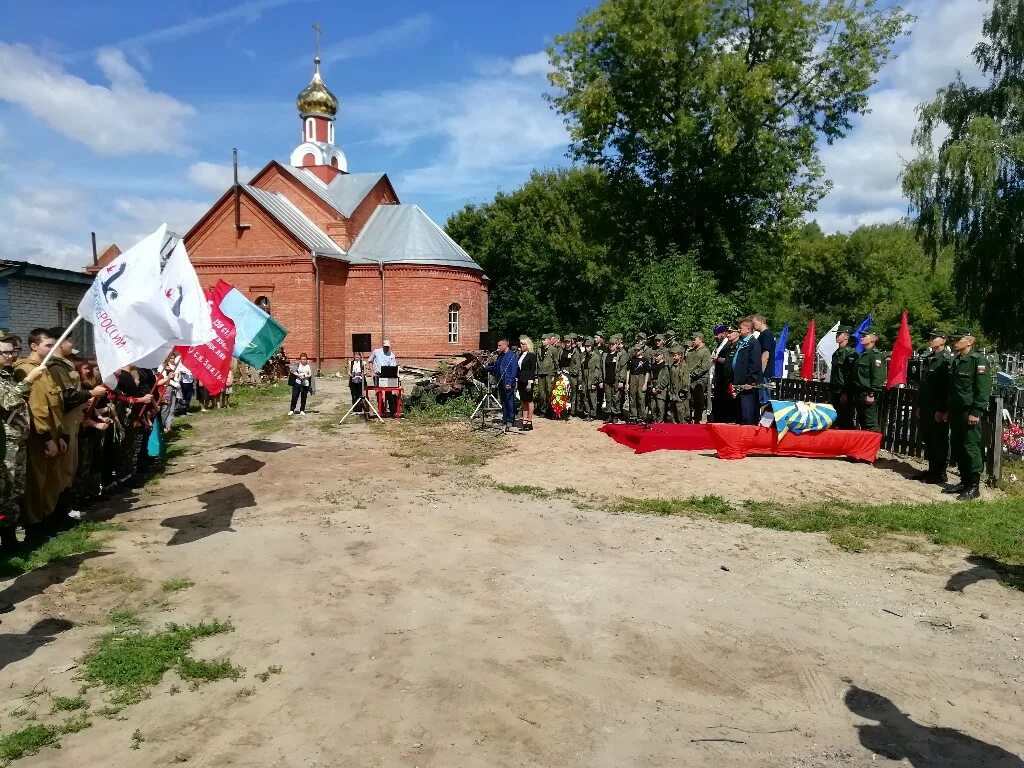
[
  {"xmin": 727, "ymin": 325, "xmax": 739, "ymax": 333},
  {"xmin": 949, "ymin": 327, "xmax": 974, "ymax": 339},
  {"xmin": 583, "ymin": 336, "xmax": 594, "ymax": 346},
  {"xmin": 691, "ymin": 331, "xmax": 704, "ymax": 340},
  {"xmin": 0, "ymin": 329, "xmax": 12, "ymax": 340},
  {"xmin": 927, "ymin": 327, "xmax": 947, "ymax": 338},
  {"xmin": 837, "ymin": 325, "xmax": 853, "ymax": 335},
  {"xmin": 665, "ymin": 329, "xmax": 676, "ymax": 337},
  {"xmin": 861, "ymin": 326, "xmax": 881, "ymax": 338},
  {"xmin": 654, "ymin": 348, "xmax": 665, "ymax": 358},
  {"xmin": 633, "ymin": 344, "xmax": 645, "ymax": 352},
  {"xmin": 654, "ymin": 334, "xmax": 665, "ymax": 341},
  {"xmin": 635, "ymin": 331, "xmax": 648, "ymax": 340},
  {"xmin": 610, "ymin": 333, "xmax": 623, "ymax": 343},
  {"xmin": 594, "ymin": 330, "xmax": 606, "ymax": 339},
  {"xmin": 564, "ymin": 333, "xmax": 576, "ymax": 341},
  {"xmin": 670, "ymin": 346, "xmax": 684, "ymax": 356}
]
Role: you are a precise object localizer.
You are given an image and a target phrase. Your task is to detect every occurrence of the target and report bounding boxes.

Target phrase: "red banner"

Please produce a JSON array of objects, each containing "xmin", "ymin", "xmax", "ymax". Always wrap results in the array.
[
  {"xmin": 887, "ymin": 310, "xmax": 912, "ymax": 389},
  {"xmin": 175, "ymin": 288, "xmax": 236, "ymax": 396},
  {"xmin": 800, "ymin": 319, "xmax": 816, "ymax": 380}
]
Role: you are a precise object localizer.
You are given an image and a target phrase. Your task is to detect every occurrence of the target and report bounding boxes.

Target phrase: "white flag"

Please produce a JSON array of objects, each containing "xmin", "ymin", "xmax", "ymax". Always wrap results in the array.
[
  {"xmin": 816, "ymin": 322, "xmax": 840, "ymax": 383},
  {"xmin": 78, "ymin": 224, "xmax": 181, "ymax": 386},
  {"xmin": 131, "ymin": 238, "xmax": 214, "ymax": 369}
]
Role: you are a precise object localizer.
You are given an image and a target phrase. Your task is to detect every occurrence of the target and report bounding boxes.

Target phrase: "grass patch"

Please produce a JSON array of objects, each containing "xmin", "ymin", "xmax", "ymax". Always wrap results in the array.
[
  {"xmin": 254, "ymin": 665, "xmax": 282, "ymax": 682},
  {"xmin": 252, "ymin": 414, "xmax": 291, "ymax": 437},
  {"xmin": 131, "ymin": 729, "xmax": 145, "ymax": 750},
  {"xmin": 82, "ymin": 616, "xmax": 234, "ymax": 693},
  {"xmin": 495, "ymin": 483, "xmax": 551, "ymax": 499},
  {"xmin": 50, "ymin": 696, "xmax": 86, "ymax": 713},
  {"xmin": 177, "ymin": 657, "xmax": 243, "ymax": 684},
  {"xmin": 404, "ymin": 392, "xmax": 478, "ymax": 421},
  {"xmin": 161, "ymin": 578, "xmax": 195, "ymax": 593},
  {"xmin": 0, "ymin": 725, "xmax": 60, "ymax": 762},
  {"xmin": 67, "ymin": 566, "xmax": 144, "ymax": 595},
  {"xmin": 614, "ymin": 495, "xmax": 1024, "ymax": 563},
  {"xmin": 0, "ymin": 522, "xmax": 122, "ymax": 578},
  {"xmin": 228, "ymin": 382, "xmax": 289, "ymax": 410},
  {"xmin": 59, "ymin": 714, "xmax": 91, "ymax": 734}
]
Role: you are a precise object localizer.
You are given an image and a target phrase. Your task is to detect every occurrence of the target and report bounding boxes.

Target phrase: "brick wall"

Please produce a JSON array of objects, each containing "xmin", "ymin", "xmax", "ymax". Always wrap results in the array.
[{"xmin": 5, "ymin": 276, "xmax": 91, "ymax": 354}]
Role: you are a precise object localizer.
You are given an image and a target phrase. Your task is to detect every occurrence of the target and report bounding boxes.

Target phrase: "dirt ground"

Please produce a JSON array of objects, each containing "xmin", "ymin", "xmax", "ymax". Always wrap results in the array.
[{"xmin": 1, "ymin": 378, "xmax": 1021, "ymax": 768}]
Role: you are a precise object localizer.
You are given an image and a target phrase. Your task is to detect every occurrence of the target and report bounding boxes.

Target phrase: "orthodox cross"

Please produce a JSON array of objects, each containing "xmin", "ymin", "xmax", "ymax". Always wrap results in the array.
[{"xmin": 313, "ymin": 22, "xmax": 323, "ymax": 60}]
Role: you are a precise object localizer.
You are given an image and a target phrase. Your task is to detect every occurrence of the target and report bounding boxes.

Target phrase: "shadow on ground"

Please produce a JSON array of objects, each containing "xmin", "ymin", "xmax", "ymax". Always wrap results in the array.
[
  {"xmin": 0, "ymin": 618, "xmax": 75, "ymax": 670},
  {"xmin": 845, "ymin": 682, "xmax": 1024, "ymax": 767},
  {"xmin": 946, "ymin": 555, "xmax": 1024, "ymax": 593},
  {"xmin": 160, "ymin": 483, "xmax": 256, "ymax": 546}
]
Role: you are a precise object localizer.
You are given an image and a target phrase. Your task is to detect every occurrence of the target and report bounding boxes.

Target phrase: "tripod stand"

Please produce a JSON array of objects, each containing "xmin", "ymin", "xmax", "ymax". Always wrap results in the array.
[
  {"xmin": 339, "ymin": 375, "xmax": 384, "ymax": 423},
  {"xmin": 471, "ymin": 373, "xmax": 504, "ymax": 432}
]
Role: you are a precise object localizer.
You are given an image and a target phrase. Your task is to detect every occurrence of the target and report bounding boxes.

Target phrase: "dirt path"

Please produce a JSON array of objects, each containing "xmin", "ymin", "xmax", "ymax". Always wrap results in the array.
[{"xmin": 1, "ymin": 379, "xmax": 1021, "ymax": 767}]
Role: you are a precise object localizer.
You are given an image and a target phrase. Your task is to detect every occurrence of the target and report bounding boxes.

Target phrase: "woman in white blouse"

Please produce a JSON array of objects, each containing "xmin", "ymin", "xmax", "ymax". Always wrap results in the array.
[{"xmin": 289, "ymin": 354, "xmax": 314, "ymax": 415}]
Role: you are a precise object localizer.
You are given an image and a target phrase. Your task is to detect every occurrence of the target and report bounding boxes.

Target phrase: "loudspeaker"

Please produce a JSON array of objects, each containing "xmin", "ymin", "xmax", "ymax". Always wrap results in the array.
[
  {"xmin": 352, "ymin": 333, "xmax": 372, "ymax": 354},
  {"xmin": 479, "ymin": 331, "xmax": 492, "ymax": 350}
]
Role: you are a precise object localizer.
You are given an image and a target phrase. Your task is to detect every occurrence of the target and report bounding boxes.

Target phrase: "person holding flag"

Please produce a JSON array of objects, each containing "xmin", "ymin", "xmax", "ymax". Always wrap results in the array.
[
  {"xmin": 853, "ymin": 327, "xmax": 886, "ymax": 432},
  {"xmin": 830, "ymin": 325, "xmax": 858, "ymax": 429}
]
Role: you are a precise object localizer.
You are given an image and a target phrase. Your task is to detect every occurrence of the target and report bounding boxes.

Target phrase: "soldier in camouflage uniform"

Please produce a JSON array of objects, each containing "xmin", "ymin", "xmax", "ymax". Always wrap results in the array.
[
  {"xmin": 942, "ymin": 328, "xmax": 992, "ymax": 501},
  {"xmin": 915, "ymin": 329, "xmax": 952, "ymax": 485},
  {"xmin": 626, "ymin": 345, "xmax": 650, "ymax": 423},
  {"xmin": 614, "ymin": 335, "xmax": 630, "ymax": 422},
  {"xmin": 536, "ymin": 334, "xmax": 555, "ymax": 418},
  {"xmin": 648, "ymin": 350, "xmax": 670, "ymax": 422},
  {"xmin": 582, "ymin": 337, "xmax": 604, "ymax": 420},
  {"xmin": 0, "ymin": 333, "xmax": 45, "ymax": 550},
  {"xmin": 685, "ymin": 333, "xmax": 713, "ymax": 424},
  {"xmin": 602, "ymin": 336, "xmax": 622, "ymax": 423},
  {"xmin": 564, "ymin": 335, "xmax": 583, "ymax": 418},
  {"xmin": 666, "ymin": 347, "xmax": 690, "ymax": 423}
]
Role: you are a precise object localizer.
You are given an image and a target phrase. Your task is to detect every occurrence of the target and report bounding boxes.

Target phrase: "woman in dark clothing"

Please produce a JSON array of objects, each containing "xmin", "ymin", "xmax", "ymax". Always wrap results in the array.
[{"xmin": 517, "ymin": 336, "xmax": 538, "ymax": 431}]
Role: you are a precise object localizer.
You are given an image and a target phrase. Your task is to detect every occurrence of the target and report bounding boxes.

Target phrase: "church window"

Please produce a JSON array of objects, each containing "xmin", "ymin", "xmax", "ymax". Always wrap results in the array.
[
  {"xmin": 302, "ymin": 152, "xmax": 315, "ymax": 166},
  {"xmin": 328, "ymin": 122, "xmax": 334, "ymax": 143},
  {"xmin": 331, "ymin": 156, "xmax": 339, "ymax": 168},
  {"xmin": 448, "ymin": 303, "xmax": 460, "ymax": 344},
  {"xmin": 306, "ymin": 118, "xmax": 316, "ymax": 141},
  {"xmin": 255, "ymin": 296, "xmax": 271, "ymax": 313}
]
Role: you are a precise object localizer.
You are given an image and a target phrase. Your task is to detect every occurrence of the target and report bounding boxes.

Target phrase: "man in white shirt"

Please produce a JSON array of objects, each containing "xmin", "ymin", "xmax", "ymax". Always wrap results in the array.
[{"xmin": 369, "ymin": 339, "xmax": 399, "ymax": 416}]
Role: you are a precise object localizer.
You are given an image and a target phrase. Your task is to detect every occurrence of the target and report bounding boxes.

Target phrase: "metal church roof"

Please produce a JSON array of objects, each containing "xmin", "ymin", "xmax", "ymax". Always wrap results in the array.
[
  {"xmin": 244, "ymin": 186, "xmax": 346, "ymax": 257},
  {"xmin": 280, "ymin": 165, "xmax": 387, "ymax": 218},
  {"xmin": 347, "ymin": 204, "xmax": 482, "ymax": 272}
]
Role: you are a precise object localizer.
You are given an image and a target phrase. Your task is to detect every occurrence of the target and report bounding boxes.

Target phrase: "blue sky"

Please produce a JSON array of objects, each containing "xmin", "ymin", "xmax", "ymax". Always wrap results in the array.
[{"xmin": 0, "ymin": 0, "xmax": 989, "ymax": 271}]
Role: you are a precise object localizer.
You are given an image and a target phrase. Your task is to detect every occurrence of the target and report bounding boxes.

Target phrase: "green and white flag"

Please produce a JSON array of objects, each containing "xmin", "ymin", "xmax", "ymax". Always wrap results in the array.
[{"xmin": 212, "ymin": 280, "xmax": 287, "ymax": 368}]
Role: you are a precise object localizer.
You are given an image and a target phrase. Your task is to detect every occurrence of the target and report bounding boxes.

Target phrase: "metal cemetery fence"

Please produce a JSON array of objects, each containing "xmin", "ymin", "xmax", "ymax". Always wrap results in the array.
[{"xmin": 773, "ymin": 378, "xmax": 1005, "ymax": 481}]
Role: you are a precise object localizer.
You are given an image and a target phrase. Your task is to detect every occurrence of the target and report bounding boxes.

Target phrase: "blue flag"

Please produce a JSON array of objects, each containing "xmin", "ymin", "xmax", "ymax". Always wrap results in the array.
[
  {"xmin": 147, "ymin": 419, "xmax": 163, "ymax": 458},
  {"xmin": 773, "ymin": 322, "xmax": 789, "ymax": 378},
  {"xmin": 854, "ymin": 315, "xmax": 873, "ymax": 353}
]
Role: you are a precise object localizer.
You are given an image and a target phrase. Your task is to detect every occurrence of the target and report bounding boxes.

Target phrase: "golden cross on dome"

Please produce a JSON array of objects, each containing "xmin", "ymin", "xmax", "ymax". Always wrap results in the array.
[{"xmin": 313, "ymin": 22, "xmax": 323, "ymax": 61}]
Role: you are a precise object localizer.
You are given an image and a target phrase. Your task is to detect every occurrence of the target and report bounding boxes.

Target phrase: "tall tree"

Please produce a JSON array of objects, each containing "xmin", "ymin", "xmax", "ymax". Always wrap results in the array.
[
  {"xmin": 547, "ymin": 0, "xmax": 911, "ymax": 287},
  {"xmin": 903, "ymin": 0, "xmax": 1024, "ymax": 347}
]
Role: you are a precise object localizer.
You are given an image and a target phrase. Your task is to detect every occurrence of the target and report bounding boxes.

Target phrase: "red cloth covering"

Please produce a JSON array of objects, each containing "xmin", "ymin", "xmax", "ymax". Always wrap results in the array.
[
  {"xmin": 706, "ymin": 424, "xmax": 882, "ymax": 462},
  {"xmin": 599, "ymin": 423, "xmax": 717, "ymax": 453}
]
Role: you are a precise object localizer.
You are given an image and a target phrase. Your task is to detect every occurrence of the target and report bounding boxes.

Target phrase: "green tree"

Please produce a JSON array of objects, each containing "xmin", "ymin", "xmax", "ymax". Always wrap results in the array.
[
  {"xmin": 445, "ymin": 168, "xmax": 618, "ymax": 341},
  {"xmin": 547, "ymin": 0, "xmax": 912, "ymax": 288},
  {"xmin": 903, "ymin": 0, "xmax": 1024, "ymax": 347},
  {"xmin": 603, "ymin": 242, "xmax": 737, "ymax": 338}
]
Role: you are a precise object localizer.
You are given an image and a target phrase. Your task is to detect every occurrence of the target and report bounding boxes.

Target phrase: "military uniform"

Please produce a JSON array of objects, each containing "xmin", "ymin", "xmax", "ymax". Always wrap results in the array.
[
  {"xmin": 602, "ymin": 337, "xmax": 622, "ymax": 423},
  {"xmin": 536, "ymin": 334, "xmax": 556, "ymax": 417},
  {"xmin": 944, "ymin": 329, "xmax": 992, "ymax": 500},
  {"xmin": 614, "ymin": 338, "xmax": 630, "ymax": 420},
  {"xmin": 13, "ymin": 359, "xmax": 64, "ymax": 526},
  {"xmin": 666, "ymin": 349, "xmax": 690, "ymax": 423},
  {"xmin": 917, "ymin": 331, "xmax": 952, "ymax": 483},
  {"xmin": 853, "ymin": 330, "xmax": 886, "ymax": 432},
  {"xmin": 626, "ymin": 347, "xmax": 649, "ymax": 422},
  {"xmin": 566, "ymin": 336, "xmax": 584, "ymax": 417},
  {"xmin": 685, "ymin": 341, "xmax": 712, "ymax": 424},
  {"xmin": 47, "ymin": 356, "xmax": 90, "ymax": 496},
  {"xmin": 0, "ymin": 367, "xmax": 31, "ymax": 529},
  {"xmin": 829, "ymin": 326, "xmax": 858, "ymax": 429},
  {"xmin": 648, "ymin": 353, "xmax": 670, "ymax": 422},
  {"xmin": 579, "ymin": 339, "xmax": 601, "ymax": 419}
]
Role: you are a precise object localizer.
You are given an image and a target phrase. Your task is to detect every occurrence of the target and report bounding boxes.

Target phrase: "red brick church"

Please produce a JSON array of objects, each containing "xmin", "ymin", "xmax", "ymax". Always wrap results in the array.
[{"xmin": 99, "ymin": 52, "xmax": 489, "ymax": 369}]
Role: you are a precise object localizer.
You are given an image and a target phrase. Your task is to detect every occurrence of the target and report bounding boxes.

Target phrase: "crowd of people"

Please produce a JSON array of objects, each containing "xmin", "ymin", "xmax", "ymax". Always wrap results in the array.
[
  {"xmin": 0, "ymin": 325, "xmax": 224, "ymax": 556},
  {"xmin": 486, "ymin": 318, "xmax": 992, "ymax": 501}
]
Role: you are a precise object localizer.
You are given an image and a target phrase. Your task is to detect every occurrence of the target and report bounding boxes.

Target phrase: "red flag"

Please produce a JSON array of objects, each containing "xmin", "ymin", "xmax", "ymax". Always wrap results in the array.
[
  {"xmin": 887, "ymin": 310, "xmax": 912, "ymax": 388},
  {"xmin": 800, "ymin": 319, "xmax": 816, "ymax": 380},
  {"xmin": 175, "ymin": 288, "xmax": 236, "ymax": 397}
]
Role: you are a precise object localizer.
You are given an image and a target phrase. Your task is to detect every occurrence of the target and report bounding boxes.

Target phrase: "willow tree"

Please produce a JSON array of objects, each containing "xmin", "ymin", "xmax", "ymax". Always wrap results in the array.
[
  {"xmin": 547, "ymin": 0, "xmax": 911, "ymax": 290},
  {"xmin": 903, "ymin": 0, "xmax": 1024, "ymax": 347}
]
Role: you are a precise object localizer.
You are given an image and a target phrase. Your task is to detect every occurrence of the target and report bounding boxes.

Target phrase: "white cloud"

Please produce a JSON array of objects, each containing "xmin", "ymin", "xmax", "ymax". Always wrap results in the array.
[
  {"xmin": 813, "ymin": 0, "xmax": 987, "ymax": 232},
  {"xmin": 317, "ymin": 13, "xmax": 435, "ymax": 67},
  {"xmin": 0, "ymin": 43, "xmax": 194, "ymax": 156},
  {"xmin": 345, "ymin": 51, "xmax": 568, "ymax": 198},
  {"xmin": 109, "ymin": 197, "xmax": 210, "ymax": 243},
  {"xmin": 0, "ymin": 186, "xmax": 93, "ymax": 270},
  {"xmin": 186, "ymin": 161, "xmax": 261, "ymax": 194},
  {"xmin": 90, "ymin": 0, "xmax": 308, "ymax": 53}
]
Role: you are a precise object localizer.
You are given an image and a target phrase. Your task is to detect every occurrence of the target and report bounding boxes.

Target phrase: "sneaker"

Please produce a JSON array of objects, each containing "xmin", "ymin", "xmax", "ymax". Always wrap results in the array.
[
  {"xmin": 288, "ymin": 410, "xmax": 295, "ymax": 415},
  {"xmin": 299, "ymin": 411, "xmax": 306, "ymax": 416},
  {"xmin": 67, "ymin": 510, "xmax": 83, "ymax": 521}
]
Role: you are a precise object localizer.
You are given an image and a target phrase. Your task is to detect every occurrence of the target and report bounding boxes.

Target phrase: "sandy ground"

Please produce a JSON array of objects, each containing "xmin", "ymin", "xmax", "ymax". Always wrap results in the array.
[{"xmin": 0, "ymin": 379, "xmax": 1021, "ymax": 768}]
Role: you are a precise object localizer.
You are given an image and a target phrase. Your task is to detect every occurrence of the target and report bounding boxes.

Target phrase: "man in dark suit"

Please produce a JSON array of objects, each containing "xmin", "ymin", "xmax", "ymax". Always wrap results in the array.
[{"xmin": 734, "ymin": 319, "xmax": 764, "ymax": 425}]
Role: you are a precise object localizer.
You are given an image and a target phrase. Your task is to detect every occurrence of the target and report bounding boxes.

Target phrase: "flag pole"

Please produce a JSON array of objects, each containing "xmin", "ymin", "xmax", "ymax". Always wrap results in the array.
[{"xmin": 39, "ymin": 315, "xmax": 84, "ymax": 369}]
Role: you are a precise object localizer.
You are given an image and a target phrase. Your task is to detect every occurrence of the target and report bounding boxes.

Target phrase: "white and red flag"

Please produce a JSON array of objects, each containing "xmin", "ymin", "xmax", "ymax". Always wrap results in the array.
[{"xmin": 176, "ymin": 288, "xmax": 237, "ymax": 397}]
